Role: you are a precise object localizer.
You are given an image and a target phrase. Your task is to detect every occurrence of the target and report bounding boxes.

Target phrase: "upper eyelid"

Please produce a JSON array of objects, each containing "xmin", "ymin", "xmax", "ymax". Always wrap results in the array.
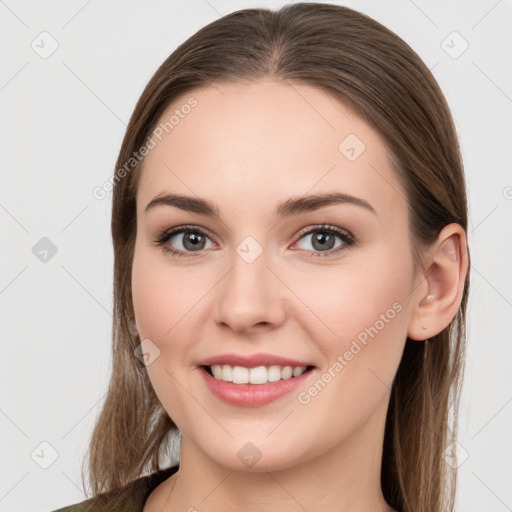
[{"xmin": 295, "ymin": 224, "xmax": 352, "ymax": 238}]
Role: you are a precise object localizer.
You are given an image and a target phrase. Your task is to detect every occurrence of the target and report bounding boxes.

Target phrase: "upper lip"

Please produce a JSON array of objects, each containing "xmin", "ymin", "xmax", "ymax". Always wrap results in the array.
[{"xmin": 197, "ymin": 353, "xmax": 314, "ymax": 368}]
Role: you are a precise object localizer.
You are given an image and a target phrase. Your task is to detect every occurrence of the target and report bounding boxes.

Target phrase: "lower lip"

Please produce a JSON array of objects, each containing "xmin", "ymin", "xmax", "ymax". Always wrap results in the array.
[{"xmin": 199, "ymin": 366, "xmax": 314, "ymax": 407}]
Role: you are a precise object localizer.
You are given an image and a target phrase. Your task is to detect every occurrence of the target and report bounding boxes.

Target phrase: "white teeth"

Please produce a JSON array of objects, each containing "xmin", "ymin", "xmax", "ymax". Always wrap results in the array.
[
  {"xmin": 209, "ymin": 364, "xmax": 308, "ymax": 384},
  {"xmin": 221, "ymin": 364, "xmax": 233, "ymax": 382},
  {"xmin": 281, "ymin": 366, "xmax": 293, "ymax": 379},
  {"xmin": 232, "ymin": 366, "xmax": 249, "ymax": 384},
  {"xmin": 212, "ymin": 365, "xmax": 223, "ymax": 379},
  {"xmin": 267, "ymin": 365, "xmax": 282, "ymax": 382},
  {"xmin": 293, "ymin": 366, "xmax": 304, "ymax": 377},
  {"xmin": 249, "ymin": 366, "xmax": 267, "ymax": 384}
]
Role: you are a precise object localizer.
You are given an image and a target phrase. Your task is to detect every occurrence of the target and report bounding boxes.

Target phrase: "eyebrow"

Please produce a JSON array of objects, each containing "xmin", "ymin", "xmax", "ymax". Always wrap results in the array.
[{"xmin": 144, "ymin": 191, "xmax": 377, "ymax": 218}]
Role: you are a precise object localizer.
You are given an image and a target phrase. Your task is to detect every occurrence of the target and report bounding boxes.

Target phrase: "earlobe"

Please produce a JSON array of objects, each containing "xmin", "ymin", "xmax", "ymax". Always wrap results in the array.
[{"xmin": 408, "ymin": 224, "xmax": 468, "ymax": 341}]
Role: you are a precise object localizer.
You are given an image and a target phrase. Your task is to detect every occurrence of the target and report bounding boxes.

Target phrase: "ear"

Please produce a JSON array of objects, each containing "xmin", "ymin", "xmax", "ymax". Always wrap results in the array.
[{"xmin": 408, "ymin": 223, "xmax": 469, "ymax": 341}]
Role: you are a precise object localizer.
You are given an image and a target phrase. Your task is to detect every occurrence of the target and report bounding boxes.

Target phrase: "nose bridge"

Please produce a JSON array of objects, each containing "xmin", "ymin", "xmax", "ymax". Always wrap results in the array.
[{"xmin": 214, "ymin": 241, "xmax": 284, "ymax": 331}]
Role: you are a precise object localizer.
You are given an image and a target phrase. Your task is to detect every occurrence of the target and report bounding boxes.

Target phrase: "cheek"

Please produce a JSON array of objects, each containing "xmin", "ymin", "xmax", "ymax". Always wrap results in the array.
[
  {"xmin": 291, "ymin": 258, "xmax": 412, "ymax": 432},
  {"xmin": 131, "ymin": 246, "xmax": 183, "ymax": 343},
  {"xmin": 131, "ymin": 248, "xmax": 200, "ymax": 421},
  {"xmin": 131, "ymin": 245, "xmax": 212, "ymax": 361},
  {"xmin": 132, "ymin": 269, "xmax": 170, "ymax": 341},
  {"xmin": 290, "ymin": 246, "xmax": 414, "ymax": 390},
  {"xmin": 296, "ymin": 256, "xmax": 410, "ymax": 342}
]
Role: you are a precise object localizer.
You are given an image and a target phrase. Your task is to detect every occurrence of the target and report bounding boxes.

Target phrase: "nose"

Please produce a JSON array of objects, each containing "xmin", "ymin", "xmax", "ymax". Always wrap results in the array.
[{"xmin": 213, "ymin": 249, "xmax": 286, "ymax": 333}]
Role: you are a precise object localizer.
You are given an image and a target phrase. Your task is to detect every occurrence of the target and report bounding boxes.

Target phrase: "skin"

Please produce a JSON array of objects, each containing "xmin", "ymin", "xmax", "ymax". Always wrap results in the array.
[{"xmin": 131, "ymin": 79, "xmax": 468, "ymax": 511}]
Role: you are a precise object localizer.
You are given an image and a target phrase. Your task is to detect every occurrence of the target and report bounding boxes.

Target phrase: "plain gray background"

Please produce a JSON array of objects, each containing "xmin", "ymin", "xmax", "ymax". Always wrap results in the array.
[{"xmin": 1, "ymin": 1, "xmax": 511, "ymax": 510}]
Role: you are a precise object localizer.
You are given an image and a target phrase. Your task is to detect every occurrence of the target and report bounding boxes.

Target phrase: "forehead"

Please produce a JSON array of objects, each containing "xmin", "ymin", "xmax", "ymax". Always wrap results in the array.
[{"xmin": 137, "ymin": 80, "xmax": 407, "ymax": 222}]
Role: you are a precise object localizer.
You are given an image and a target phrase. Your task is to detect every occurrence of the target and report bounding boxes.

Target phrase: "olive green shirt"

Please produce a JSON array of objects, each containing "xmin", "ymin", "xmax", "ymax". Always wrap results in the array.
[{"xmin": 50, "ymin": 465, "xmax": 179, "ymax": 512}]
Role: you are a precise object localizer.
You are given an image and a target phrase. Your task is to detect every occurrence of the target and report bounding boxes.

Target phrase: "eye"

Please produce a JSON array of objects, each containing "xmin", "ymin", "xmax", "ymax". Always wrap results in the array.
[
  {"xmin": 154, "ymin": 223, "xmax": 355, "ymax": 259},
  {"xmin": 291, "ymin": 224, "xmax": 355, "ymax": 258},
  {"xmin": 153, "ymin": 225, "xmax": 215, "ymax": 258}
]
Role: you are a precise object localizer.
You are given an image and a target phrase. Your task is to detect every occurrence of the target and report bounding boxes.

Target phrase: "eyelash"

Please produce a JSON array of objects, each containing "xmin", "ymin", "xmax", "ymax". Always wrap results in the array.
[{"xmin": 153, "ymin": 224, "xmax": 355, "ymax": 259}]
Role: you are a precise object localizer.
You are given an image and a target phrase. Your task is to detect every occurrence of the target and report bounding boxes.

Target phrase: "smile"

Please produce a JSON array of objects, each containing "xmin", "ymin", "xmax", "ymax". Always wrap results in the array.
[{"xmin": 199, "ymin": 364, "xmax": 315, "ymax": 407}]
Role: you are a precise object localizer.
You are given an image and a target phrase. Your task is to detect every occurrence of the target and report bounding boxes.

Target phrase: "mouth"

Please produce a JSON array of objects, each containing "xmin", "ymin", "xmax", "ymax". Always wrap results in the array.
[{"xmin": 198, "ymin": 363, "xmax": 317, "ymax": 407}]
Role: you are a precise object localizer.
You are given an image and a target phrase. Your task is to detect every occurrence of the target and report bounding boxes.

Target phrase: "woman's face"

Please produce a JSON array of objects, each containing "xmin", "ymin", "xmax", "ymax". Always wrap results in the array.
[{"xmin": 132, "ymin": 79, "xmax": 420, "ymax": 471}]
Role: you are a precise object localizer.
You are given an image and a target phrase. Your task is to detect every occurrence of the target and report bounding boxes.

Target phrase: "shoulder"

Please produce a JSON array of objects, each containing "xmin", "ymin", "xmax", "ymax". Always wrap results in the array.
[{"xmin": 48, "ymin": 465, "xmax": 179, "ymax": 512}]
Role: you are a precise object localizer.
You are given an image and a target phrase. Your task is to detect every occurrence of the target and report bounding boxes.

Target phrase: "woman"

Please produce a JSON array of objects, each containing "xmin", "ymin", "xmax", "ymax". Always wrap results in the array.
[{"xmin": 53, "ymin": 3, "xmax": 470, "ymax": 511}]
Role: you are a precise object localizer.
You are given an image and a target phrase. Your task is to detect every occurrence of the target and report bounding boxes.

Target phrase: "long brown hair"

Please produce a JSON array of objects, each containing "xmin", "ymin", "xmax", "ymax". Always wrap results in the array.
[{"xmin": 83, "ymin": 4, "xmax": 470, "ymax": 511}]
